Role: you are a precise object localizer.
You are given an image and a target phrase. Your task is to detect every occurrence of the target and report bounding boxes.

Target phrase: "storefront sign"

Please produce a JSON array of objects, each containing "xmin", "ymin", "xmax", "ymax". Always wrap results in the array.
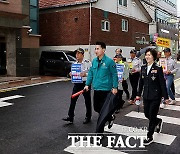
[
  {"xmin": 153, "ymin": 33, "xmax": 158, "ymax": 42},
  {"xmin": 156, "ymin": 37, "xmax": 170, "ymax": 48},
  {"xmin": 136, "ymin": 36, "xmax": 149, "ymax": 45}
]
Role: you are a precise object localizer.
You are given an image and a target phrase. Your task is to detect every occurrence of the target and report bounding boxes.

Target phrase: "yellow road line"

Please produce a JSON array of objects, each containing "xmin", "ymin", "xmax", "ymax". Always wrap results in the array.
[{"xmin": 0, "ymin": 88, "xmax": 18, "ymax": 93}]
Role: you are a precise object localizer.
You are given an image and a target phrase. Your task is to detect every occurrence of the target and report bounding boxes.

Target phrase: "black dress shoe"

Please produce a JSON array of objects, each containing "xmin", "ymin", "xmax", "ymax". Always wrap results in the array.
[
  {"xmin": 62, "ymin": 117, "xmax": 73, "ymax": 123},
  {"xmin": 108, "ymin": 115, "xmax": 115, "ymax": 129},
  {"xmin": 83, "ymin": 117, "xmax": 91, "ymax": 124},
  {"xmin": 115, "ymin": 109, "xmax": 120, "ymax": 114},
  {"xmin": 143, "ymin": 137, "xmax": 153, "ymax": 146}
]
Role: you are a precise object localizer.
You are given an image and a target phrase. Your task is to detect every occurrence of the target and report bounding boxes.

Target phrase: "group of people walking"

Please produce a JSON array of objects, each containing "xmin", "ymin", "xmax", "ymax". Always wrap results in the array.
[{"xmin": 62, "ymin": 41, "xmax": 178, "ymax": 146}]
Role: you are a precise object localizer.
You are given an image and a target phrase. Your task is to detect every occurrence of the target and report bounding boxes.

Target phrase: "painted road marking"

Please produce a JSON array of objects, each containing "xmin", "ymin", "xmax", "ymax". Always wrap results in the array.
[
  {"xmin": 105, "ymin": 124, "xmax": 176, "ymax": 146},
  {"xmin": 125, "ymin": 111, "xmax": 180, "ymax": 126},
  {"xmin": 176, "ymin": 98, "xmax": 180, "ymax": 101},
  {"xmin": 0, "ymin": 88, "xmax": 18, "ymax": 93},
  {"xmin": 161, "ymin": 104, "xmax": 180, "ymax": 111},
  {"xmin": 0, "ymin": 95, "xmax": 25, "ymax": 108},
  {"xmin": 64, "ymin": 141, "xmax": 128, "ymax": 154},
  {"xmin": 0, "ymin": 101, "xmax": 13, "ymax": 107}
]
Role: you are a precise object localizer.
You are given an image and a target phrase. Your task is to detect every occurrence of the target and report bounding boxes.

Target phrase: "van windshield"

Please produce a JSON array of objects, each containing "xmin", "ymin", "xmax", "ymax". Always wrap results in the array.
[{"xmin": 67, "ymin": 55, "xmax": 76, "ymax": 61}]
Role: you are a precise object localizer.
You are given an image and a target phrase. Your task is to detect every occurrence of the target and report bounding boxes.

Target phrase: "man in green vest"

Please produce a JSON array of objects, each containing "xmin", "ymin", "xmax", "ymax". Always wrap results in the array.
[{"xmin": 84, "ymin": 41, "xmax": 118, "ymax": 132}]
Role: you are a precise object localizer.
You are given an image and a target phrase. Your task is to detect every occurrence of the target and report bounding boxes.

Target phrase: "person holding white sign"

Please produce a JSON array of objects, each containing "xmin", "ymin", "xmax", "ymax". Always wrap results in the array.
[
  {"xmin": 114, "ymin": 54, "xmax": 129, "ymax": 113},
  {"xmin": 63, "ymin": 48, "xmax": 92, "ymax": 124}
]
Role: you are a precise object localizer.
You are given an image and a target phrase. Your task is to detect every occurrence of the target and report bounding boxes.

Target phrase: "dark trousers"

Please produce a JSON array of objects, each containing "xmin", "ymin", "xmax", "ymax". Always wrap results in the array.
[
  {"xmin": 94, "ymin": 90, "xmax": 113, "ymax": 133},
  {"xmin": 171, "ymin": 81, "xmax": 175, "ymax": 95},
  {"xmin": 116, "ymin": 90, "xmax": 125, "ymax": 110},
  {"xmin": 129, "ymin": 72, "xmax": 140, "ymax": 100},
  {"xmin": 122, "ymin": 80, "xmax": 129, "ymax": 97},
  {"xmin": 143, "ymin": 99, "xmax": 161, "ymax": 138},
  {"xmin": 68, "ymin": 82, "xmax": 92, "ymax": 119},
  {"xmin": 94, "ymin": 90, "xmax": 110, "ymax": 113}
]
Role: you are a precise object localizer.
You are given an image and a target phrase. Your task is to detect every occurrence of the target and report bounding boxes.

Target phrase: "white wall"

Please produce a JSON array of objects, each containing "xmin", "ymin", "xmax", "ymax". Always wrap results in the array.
[
  {"xmin": 93, "ymin": 0, "xmax": 149, "ymax": 23},
  {"xmin": 40, "ymin": 45, "xmax": 134, "ymax": 61}
]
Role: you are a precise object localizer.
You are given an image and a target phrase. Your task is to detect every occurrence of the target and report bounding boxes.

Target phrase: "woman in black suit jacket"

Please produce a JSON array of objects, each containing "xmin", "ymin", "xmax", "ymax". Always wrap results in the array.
[{"xmin": 136, "ymin": 48, "xmax": 169, "ymax": 146}]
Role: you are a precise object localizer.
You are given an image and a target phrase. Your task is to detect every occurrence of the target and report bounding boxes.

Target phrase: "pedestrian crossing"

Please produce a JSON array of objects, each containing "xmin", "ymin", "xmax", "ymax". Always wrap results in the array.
[
  {"xmin": 64, "ymin": 103, "xmax": 180, "ymax": 153},
  {"xmin": 125, "ymin": 111, "xmax": 180, "ymax": 126},
  {"xmin": 160, "ymin": 104, "xmax": 180, "ymax": 111}
]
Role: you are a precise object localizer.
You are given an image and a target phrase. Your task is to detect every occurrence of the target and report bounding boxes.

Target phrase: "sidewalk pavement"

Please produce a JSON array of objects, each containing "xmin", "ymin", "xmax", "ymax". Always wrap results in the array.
[{"xmin": 0, "ymin": 76, "xmax": 70, "ymax": 90}]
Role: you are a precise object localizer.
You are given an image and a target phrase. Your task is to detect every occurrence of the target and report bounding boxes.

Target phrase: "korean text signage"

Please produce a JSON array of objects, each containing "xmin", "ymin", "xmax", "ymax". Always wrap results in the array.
[
  {"xmin": 156, "ymin": 37, "xmax": 170, "ymax": 48},
  {"xmin": 116, "ymin": 64, "xmax": 124, "ymax": 81},
  {"xmin": 71, "ymin": 64, "xmax": 83, "ymax": 83},
  {"xmin": 159, "ymin": 58, "xmax": 167, "ymax": 72}
]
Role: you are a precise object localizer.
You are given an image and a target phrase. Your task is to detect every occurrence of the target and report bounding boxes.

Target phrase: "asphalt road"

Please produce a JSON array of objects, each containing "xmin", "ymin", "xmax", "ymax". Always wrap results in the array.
[{"xmin": 0, "ymin": 80, "xmax": 180, "ymax": 154}]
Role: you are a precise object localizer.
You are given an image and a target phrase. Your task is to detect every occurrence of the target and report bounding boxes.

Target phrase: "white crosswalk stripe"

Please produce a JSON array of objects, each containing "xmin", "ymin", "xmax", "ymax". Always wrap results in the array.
[
  {"xmin": 64, "ymin": 141, "xmax": 128, "ymax": 154},
  {"xmin": 105, "ymin": 124, "xmax": 176, "ymax": 145},
  {"xmin": 175, "ymin": 98, "xmax": 180, "ymax": 101},
  {"xmin": 161, "ymin": 104, "xmax": 180, "ymax": 111},
  {"xmin": 0, "ymin": 95, "xmax": 24, "ymax": 101},
  {"xmin": 0, "ymin": 95, "xmax": 25, "ymax": 108},
  {"xmin": 0, "ymin": 101, "xmax": 13, "ymax": 107},
  {"xmin": 125, "ymin": 111, "xmax": 180, "ymax": 126}
]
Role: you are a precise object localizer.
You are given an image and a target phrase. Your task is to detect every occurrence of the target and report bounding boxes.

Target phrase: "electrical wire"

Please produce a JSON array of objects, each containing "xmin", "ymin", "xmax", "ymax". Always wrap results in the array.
[{"xmin": 141, "ymin": 0, "xmax": 180, "ymax": 18}]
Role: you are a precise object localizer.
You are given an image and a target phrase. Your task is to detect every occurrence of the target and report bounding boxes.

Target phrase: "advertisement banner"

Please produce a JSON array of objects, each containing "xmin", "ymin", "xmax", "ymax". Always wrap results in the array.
[{"xmin": 156, "ymin": 37, "xmax": 170, "ymax": 48}]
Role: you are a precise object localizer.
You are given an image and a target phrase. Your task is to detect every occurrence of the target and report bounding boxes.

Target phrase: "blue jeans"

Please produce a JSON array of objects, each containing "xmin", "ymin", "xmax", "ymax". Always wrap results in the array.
[{"xmin": 165, "ymin": 74, "xmax": 175, "ymax": 100}]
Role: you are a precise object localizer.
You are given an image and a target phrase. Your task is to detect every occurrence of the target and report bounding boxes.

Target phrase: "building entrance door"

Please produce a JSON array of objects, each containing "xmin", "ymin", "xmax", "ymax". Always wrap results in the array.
[{"xmin": 0, "ymin": 41, "xmax": 7, "ymax": 75}]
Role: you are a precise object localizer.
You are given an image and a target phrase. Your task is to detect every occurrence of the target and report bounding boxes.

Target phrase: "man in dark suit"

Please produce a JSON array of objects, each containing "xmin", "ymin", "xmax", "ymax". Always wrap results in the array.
[{"xmin": 136, "ymin": 48, "xmax": 169, "ymax": 146}]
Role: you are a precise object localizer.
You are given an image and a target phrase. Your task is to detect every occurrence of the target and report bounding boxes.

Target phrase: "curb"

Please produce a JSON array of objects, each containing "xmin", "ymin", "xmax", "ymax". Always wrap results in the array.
[
  {"xmin": 0, "ymin": 76, "xmax": 42, "ymax": 85},
  {"xmin": 0, "ymin": 77, "xmax": 71, "ymax": 90},
  {"xmin": 0, "ymin": 78, "xmax": 71, "ymax": 92}
]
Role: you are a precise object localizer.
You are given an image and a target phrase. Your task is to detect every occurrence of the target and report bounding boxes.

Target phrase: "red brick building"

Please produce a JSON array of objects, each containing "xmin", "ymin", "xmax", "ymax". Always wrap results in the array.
[{"xmin": 39, "ymin": 0, "xmax": 152, "ymax": 59}]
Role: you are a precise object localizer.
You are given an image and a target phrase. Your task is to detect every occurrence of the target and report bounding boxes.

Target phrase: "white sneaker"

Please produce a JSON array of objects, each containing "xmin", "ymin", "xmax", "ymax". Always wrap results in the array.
[
  {"xmin": 169, "ymin": 100, "xmax": 176, "ymax": 105},
  {"xmin": 160, "ymin": 103, "xmax": 166, "ymax": 109}
]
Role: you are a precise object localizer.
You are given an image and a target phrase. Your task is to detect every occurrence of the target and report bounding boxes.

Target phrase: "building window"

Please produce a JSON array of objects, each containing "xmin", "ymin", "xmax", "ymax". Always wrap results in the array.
[
  {"xmin": 119, "ymin": 0, "xmax": 127, "ymax": 7},
  {"xmin": 101, "ymin": 20, "xmax": 110, "ymax": 31},
  {"xmin": 30, "ymin": 0, "xmax": 39, "ymax": 34},
  {"xmin": 122, "ymin": 19, "xmax": 128, "ymax": 32}
]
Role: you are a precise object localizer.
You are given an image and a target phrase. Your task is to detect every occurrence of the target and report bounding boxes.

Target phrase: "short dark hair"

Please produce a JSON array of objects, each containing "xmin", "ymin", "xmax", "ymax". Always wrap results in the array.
[
  {"xmin": 163, "ymin": 48, "xmax": 171, "ymax": 53},
  {"xmin": 130, "ymin": 49, "xmax": 137, "ymax": 54},
  {"xmin": 96, "ymin": 41, "xmax": 106, "ymax": 49},
  {"xmin": 145, "ymin": 48, "xmax": 157, "ymax": 61},
  {"xmin": 115, "ymin": 48, "xmax": 122, "ymax": 53}
]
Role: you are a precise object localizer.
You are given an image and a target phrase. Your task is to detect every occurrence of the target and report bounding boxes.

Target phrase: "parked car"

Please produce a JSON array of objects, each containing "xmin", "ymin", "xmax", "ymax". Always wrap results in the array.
[{"xmin": 39, "ymin": 50, "xmax": 76, "ymax": 76}]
